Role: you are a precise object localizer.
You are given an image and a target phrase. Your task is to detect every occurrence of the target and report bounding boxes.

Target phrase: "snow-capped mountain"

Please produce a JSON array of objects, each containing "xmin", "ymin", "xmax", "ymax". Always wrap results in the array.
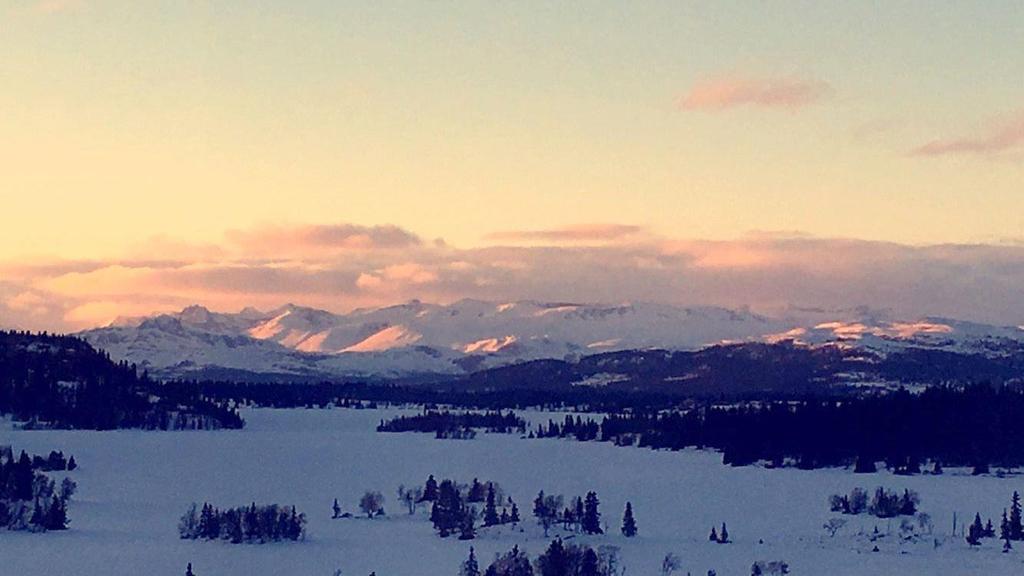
[{"xmin": 77, "ymin": 300, "xmax": 1024, "ymax": 381}]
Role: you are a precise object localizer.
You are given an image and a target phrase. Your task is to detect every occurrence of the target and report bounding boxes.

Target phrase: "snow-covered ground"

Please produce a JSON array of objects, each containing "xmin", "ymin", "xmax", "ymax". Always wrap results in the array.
[{"xmin": 4, "ymin": 408, "xmax": 1024, "ymax": 575}]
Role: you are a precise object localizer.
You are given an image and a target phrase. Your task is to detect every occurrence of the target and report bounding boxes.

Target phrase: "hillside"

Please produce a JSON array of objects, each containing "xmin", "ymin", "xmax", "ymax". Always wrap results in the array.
[{"xmin": 0, "ymin": 331, "xmax": 242, "ymax": 430}]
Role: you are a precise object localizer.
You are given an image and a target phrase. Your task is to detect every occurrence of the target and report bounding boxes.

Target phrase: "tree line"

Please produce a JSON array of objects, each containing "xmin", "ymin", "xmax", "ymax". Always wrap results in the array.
[
  {"xmin": 178, "ymin": 502, "xmax": 306, "ymax": 543},
  {"xmin": 828, "ymin": 486, "xmax": 919, "ymax": 518},
  {"xmin": 462, "ymin": 539, "xmax": 624, "ymax": 576},
  {"xmin": 544, "ymin": 385, "xmax": 1024, "ymax": 471},
  {"xmin": 377, "ymin": 410, "xmax": 527, "ymax": 438}
]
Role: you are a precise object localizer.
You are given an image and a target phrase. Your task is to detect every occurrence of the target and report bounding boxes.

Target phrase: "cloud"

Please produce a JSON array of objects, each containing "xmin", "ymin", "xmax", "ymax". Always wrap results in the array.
[
  {"xmin": 486, "ymin": 224, "xmax": 645, "ymax": 244},
  {"xmin": 680, "ymin": 75, "xmax": 832, "ymax": 111},
  {"xmin": 911, "ymin": 111, "xmax": 1024, "ymax": 157},
  {"xmin": 7, "ymin": 221, "xmax": 1024, "ymax": 331},
  {"xmin": 225, "ymin": 223, "xmax": 421, "ymax": 259}
]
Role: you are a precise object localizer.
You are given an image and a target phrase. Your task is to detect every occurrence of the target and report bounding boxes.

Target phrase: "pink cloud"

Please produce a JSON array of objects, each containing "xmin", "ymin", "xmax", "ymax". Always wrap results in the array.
[
  {"xmin": 9, "ymin": 222, "xmax": 1024, "ymax": 331},
  {"xmin": 680, "ymin": 75, "xmax": 832, "ymax": 111},
  {"xmin": 911, "ymin": 112, "xmax": 1024, "ymax": 157},
  {"xmin": 226, "ymin": 223, "xmax": 421, "ymax": 258},
  {"xmin": 486, "ymin": 224, "xmax": 645, "ymax": 244}
]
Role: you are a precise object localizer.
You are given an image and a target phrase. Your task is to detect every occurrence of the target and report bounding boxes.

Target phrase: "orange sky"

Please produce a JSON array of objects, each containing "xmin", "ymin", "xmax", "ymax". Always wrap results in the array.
[{"xmin": 2, "ymin": 2, "xmax": 1022, "ymax": 330}]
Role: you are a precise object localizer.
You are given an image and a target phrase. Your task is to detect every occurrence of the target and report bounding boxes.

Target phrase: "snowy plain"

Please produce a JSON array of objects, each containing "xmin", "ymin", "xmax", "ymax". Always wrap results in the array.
[{"xmin": 4, "ymin": 407, "xmax": 1024, "ymax": 576}]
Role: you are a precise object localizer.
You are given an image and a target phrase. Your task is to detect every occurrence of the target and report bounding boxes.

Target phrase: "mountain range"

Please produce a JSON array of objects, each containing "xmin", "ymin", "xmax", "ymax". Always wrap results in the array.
[{"xmin": 76, "ymin": 300, "xmax": 1024, "ymax": 383}]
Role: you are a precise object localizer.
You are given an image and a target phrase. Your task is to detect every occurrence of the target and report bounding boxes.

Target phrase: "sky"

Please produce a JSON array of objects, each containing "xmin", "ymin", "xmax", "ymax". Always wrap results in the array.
[{"xmin": 1, "ymin": 1, "xmax": 1023, "ymax": 330}]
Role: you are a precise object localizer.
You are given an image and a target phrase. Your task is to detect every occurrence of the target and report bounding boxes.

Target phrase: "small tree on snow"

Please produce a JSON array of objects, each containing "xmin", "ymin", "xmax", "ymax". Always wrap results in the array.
[
  {"xmin": 660, "ymin": 553, "xmax": 681, "ymax": 576},
  {"xmin": 460, "ymin": 547, "xmax": 480, "ymax": 576},
  {"xmin": 398, "ymin": 485, "xmax": 423, "ymax": 515},
  {"xmin": 359, "ymin": 491, "xmax": 384, "ymax": 518},
  {"xmin": 824, "ymin": 518, "xmax": 846, "ymax": 537}
]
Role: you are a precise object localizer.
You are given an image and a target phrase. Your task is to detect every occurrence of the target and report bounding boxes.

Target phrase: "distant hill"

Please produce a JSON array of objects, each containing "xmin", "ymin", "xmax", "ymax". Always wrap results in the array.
[
  {"xmin": 428, "ymin": 341, "xmax": 1024, "ymax": 398},
  {"xmin": 75, "ymin": 300, "xmax": 1024, "ymax": 382},
  {"xmin": 0, "ymin": 331, "xmax": 242, "ymax": 430}
]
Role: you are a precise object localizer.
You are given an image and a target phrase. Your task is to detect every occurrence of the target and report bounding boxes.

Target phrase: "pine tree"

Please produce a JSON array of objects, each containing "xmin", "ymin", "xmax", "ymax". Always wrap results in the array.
[
  {"xmin": 1001, "ymin": 509, "xmax": 1010, "ymax": 541},
  {"xmin": 1011, "ymin": 491, "xmax": 1023, "ymax": 541},
  {"xmin": 468, "ymin": 479, "xmax": 486, "ymax": 503},
  {"xmin": 484, "ymin": 484, "xmax": 500, "ymax": 527},
  {"xmin": 460, "ymin": 547, "xmax": 481, "ymax": 576},
  {"xmin": 432, "ymin": 480, "xmax": 463, "ymax": 537},
  {"xmin": 709, "ymin": 526, "xmax": 718, "ymax": 542},
  {"xmin": 67, "ymin": 455, "xmax": 77, "ymax": 471},
  {"xmin": 510, "ymin": 501, "xmax": 521, "ymax": 523},
  {"xmin": 621, "ymin": 502, "xmax": 637, "ymax": 537},
  {"xmin": 582, "ymin": 491, "xmax": 602, "ymax": 535},
  {"xmin": 422, "ymin": 475, "xmax": 439, "ymax": 502},
  {"xmin": 459, "ymin": 508, "xmax": 476, "ymax": 540},
  {"xmin": 719, "ymin": 522, "xmax": 730, "ymax": 543},
  {"xmin": 46, "ymin": 496, "xmax": 67, "ymax": 530},
  {"xmin": 332, "ymin": 498, "xmax": 341, "ymax": 519},
  {"xmin": 185, "ymin": 563, "xmax": 196, "ymax": 576},
  {"xmin": 534, "ymin": 491, "xmax": 547, "ymax": 519},
  {"xmin": 579, "ymin": 548, "xmax": 600, "ymax": 576},
  {"xmin": 969, "ymin": 513, "xmax": 985, "ymax": 544},
  {"xmin": 537, "ymin": 538, "xmax": 568, "ymax": 576},
  {"xmin": 574, "ymin": 497, "xmax": 584, "ymax": 532}
]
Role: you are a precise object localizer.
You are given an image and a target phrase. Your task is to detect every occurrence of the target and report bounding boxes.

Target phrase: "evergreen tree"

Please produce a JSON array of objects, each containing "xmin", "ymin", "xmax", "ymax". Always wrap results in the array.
[
  {"xmin": 484, "ymin": 484, "xmax": 500, "ymax": 527},
  {"xmin": 186, "ymin": 563, "xmax": 196, "ymax": 576},
  {"xmin": 510, "ymin": 501, "xmax": 521, "ymax": 523},
  {"xmin": 582, "ymin": 492, "xmax": 602, "ymax": 535},
  {"xmin": 579, "ymin": 548, "xmax": 600, "ymax": 576},
  {"xmin": 432, "ymin": 480, "xmax": 464, "ymax": 537},
  {"xmin": 422, "ymin": 475, "xmax": 439, "ymax": 502},
  {"xmin": 332, "ymin": 498, "xmax": 341, "ymax": 519},
  {"xmin": 536, "ymin": 538, "xmax": 568, "ymax": 576},
  {"xmin": 1011, "ymin": 491, "xmax": 1023, "ymax": 541},
  {"xmin": 460, "ymin": 547, "xmax": 481, "ymax": 576},
  {"xmin": 459, "ymin": 508, "xmax": 476, "ymax": 540},
  {"xmin": 574, "ymin": 497, "xmax": 584, "ymax": 531},
  {"xmin": 1001, "ymin": 509, "xmax": 1010, "ymax": 541},
  {"xmin": 534, "ymin": 491, "xmax": 547, "ymax": 520},
  {"xmin": 709, "ymin": 527, "xmax": 718, "ymax": 542},
  {"xmin": 46, "ymin": 496, "xmax": 67, "ymax": 530},
  {"xmin": 468, "ymin": 478, "xmax": 486, "ymax": 503},
  {"xmin": 67, "ymin": 456, "xmax": 77, "ymax": 471},
  {"xmin": 969, "ymin": 513, "xmax": 985, "ymax": 544},
  {"xmin": 719, "ymin": 523, "xmax": 729, "ymax": 543},
  {"xmin": 621, "ymin": 502, "xmax": 637, "ymax": 537}
]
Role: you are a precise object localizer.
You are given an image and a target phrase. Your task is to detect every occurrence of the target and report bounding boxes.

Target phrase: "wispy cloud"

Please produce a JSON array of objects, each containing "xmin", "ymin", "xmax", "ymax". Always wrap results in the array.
[
  {"xmin": 486, "ymin": 224, "xmax": 645, "ymax": 244},
  {"xmin": 911, "ymin": 111, "xmax": 1024, "ymax": 157},
  {"xmin": 225, "ymin": 223, "xmax": 422, "ymax": 258},
  {"xmin": 680, "ymin": 75, "xmax": 832, "ymax": 111}
]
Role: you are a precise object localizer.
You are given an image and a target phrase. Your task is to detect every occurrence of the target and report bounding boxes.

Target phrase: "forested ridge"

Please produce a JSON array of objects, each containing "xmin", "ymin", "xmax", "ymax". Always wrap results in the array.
[{"xmin": 0, "ymin": 331, "xmax": 242, "ymax": 430}]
